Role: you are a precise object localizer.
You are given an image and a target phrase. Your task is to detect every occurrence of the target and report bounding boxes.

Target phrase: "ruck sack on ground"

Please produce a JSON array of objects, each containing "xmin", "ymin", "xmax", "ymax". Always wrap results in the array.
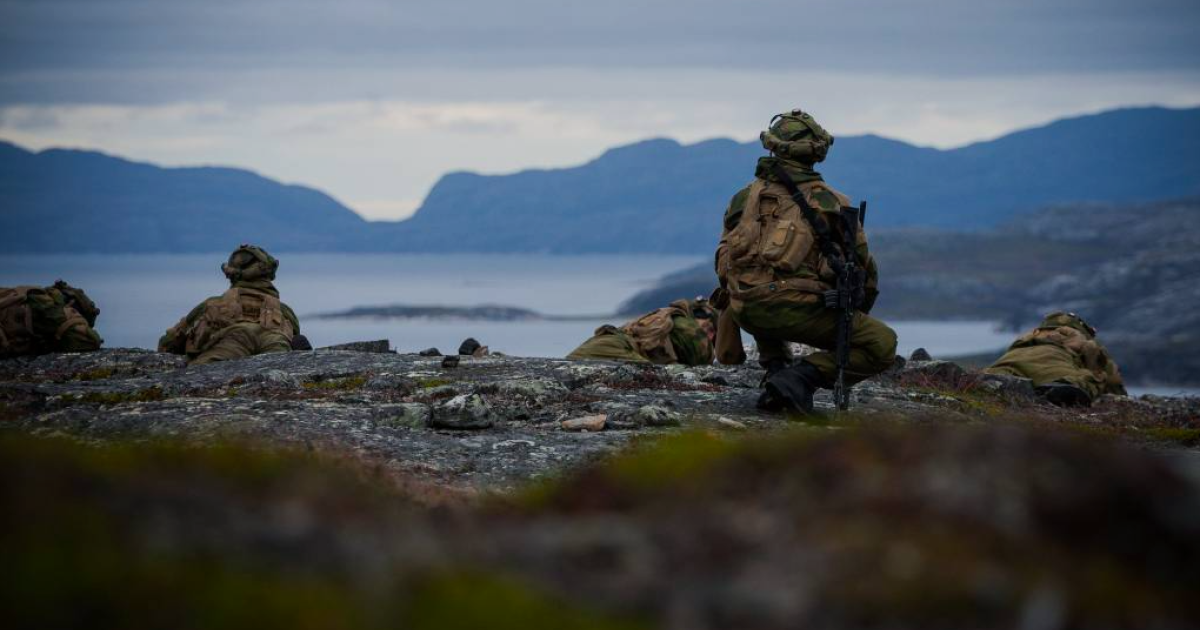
[{"xmin": 621, "ymin": 300, "xmax": 690, "ymax": 364}]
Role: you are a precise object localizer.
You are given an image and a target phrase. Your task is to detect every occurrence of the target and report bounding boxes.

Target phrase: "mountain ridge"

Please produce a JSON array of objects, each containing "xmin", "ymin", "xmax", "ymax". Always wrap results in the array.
[{"xmin": 3, "ymin": 106, "xmax": 1198, "ymax": 253}]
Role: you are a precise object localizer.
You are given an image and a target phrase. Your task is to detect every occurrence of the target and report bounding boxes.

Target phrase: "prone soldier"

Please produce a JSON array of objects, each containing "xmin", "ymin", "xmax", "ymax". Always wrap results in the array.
[
  {"xmin": 984, "ymin": 311, "xmax": 1125, "ymax": 406},
  {"xmin": 159, "ymin": 245, "xmax": 302, "ymax": 365},
  {"xmin": 567, "ymin": 298, "xmax": 717, "ymax": 366}
]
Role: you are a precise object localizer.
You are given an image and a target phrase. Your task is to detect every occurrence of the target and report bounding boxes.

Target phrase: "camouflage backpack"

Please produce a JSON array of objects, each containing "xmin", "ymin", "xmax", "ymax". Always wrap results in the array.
[
  {"xmin": 184, "ymin": 287, "xmax": 295, "ymax": 355},
  {"xmin": 718, "ymin": 178, "xmax": 853, "ymax": 303},
  {"xmin": 621, "ymin": 300, "xmax": 694, "ymax": 365},
  {"xmin": 0, "ymin": 287, "xmax": 37, "ymax": 357}
]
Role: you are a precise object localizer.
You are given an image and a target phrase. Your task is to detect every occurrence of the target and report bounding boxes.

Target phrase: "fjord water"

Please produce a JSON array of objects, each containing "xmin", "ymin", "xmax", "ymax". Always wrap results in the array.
[{"xmin": 2, "ymin": 254, "xmax": 1017, "ymax": 359}]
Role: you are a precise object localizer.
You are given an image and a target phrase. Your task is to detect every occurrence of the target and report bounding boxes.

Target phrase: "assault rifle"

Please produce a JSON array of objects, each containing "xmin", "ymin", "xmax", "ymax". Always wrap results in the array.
[{"xmin": 770, "ymin": 163, "xmax": 868, "ymax": 411}]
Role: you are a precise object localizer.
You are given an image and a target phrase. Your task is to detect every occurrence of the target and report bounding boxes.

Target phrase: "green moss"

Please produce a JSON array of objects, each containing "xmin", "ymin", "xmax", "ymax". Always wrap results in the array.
[
  {"xmin": 74, "ymin": 367, "xmax": 115, "ymax": 381},
  {"xmin": 418, "ymin": 378, "xmax": 453, "ymax": 389},
  {"xmin": 302, "ymin": 376, "xmax": 367, "ymax": 391},
  {"xmin": 516, "ymin": 431, "xmax": 738, "ymax": 509},
  {"xmin": 1142, "ymin": 427, "xmax": 1200, "ymax": 447},
  {"xmin": 59, "ymin": 387, "xmax": 165, "ymax": 405},
  {"xmin": 404, "ymin": 570, "xmax": 647, "ymax": 630},
  {"xmin": 607, "ymin": 431, "xmax": 735, "ymax": 489}
]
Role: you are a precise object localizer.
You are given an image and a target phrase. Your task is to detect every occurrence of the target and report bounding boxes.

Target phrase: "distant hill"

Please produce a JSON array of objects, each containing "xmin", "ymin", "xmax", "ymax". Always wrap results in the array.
[
  {"xmin": 3, "ymin": 106, "xmax": 1199, "ymax": 253},
  {"xmin": 0, "ymin": 141, "xmax": 370, "ymax": 253},
  {"xmin": 385, "ymin": 106, "xmax": 1200, "ymax": 252}
]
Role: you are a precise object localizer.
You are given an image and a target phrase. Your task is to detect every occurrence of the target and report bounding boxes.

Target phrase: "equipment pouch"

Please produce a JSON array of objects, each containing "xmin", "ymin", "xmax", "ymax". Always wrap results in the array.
[
  {"xmin": 715, "ymin": 308, "xmax": 746, "ymax": 365},
  {"xmin": 759, "ymin": 217, "xmax": 812, "ymax": 273}
]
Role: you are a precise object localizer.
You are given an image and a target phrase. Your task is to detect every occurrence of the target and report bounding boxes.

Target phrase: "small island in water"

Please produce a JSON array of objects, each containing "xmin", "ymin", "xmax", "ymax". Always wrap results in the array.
[{"xmin": 310, "ymin": 303, "xmax": 608, "ymax": 322}]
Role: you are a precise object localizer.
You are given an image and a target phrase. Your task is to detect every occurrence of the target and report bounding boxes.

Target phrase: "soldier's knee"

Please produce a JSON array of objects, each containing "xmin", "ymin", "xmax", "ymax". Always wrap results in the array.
[{"xmin": 858, "ymin": 321, "xmax": 898, "ymax": 374}]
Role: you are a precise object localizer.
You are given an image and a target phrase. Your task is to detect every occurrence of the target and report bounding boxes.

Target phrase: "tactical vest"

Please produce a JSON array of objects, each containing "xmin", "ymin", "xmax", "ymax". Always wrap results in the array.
[
  {"xmin": 621, "ymin": 300, "xmax": 691, "ymax": 365},
  {"xmin": 718, "ymin": 179, "xmax": 852, "ymax": 304},
  {"xmin": 184, "ymin": 287, "xmax": 294, "ymax": 355}
]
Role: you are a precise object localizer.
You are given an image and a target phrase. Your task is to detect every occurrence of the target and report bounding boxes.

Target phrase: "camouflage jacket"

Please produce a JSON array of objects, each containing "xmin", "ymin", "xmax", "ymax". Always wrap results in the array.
[
  {"xmin": 716, "ymin": 158, "xmax": 879, "ymax": 311},
  {"xmin": 158, "ymin": 281, "xmax": 300, "ymax": 357},
  {"xmin": 1000, "ymin": 324, "xmax": 1126, "ymax": 396}
]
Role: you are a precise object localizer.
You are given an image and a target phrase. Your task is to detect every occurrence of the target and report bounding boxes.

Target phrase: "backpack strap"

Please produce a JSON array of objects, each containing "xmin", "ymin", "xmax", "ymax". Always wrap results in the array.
[{"xmin": 770, "ymin": 163, "xmax": 849, "ymax": 274}]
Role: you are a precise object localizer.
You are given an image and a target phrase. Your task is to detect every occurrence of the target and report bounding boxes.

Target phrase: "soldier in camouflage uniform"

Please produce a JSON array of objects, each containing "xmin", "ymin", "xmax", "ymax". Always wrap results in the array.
[
  {"xmin": 715, "ymin": 109, "xmax": 897, "ymax": 414},
  {"xmin": 159, "ymin": 245, "xmax": 301, "ymax": 365},
  {"xmin": 567, "ymin": 298, "xmax": 717, "ymax": 366},
  {"xmin": 0, "ymin": 280, "xmax": 103, "ymax": 358},
  {"xmin": 984, "ymin": 311, "xmax": 1126, "ymax": 406}
]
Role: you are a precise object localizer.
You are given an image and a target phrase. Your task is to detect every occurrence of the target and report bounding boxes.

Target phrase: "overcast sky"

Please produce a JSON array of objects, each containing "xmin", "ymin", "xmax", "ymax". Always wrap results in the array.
[{"xmin": 3, "ymin": 0, "xmax": 1199, "ymax": 220}]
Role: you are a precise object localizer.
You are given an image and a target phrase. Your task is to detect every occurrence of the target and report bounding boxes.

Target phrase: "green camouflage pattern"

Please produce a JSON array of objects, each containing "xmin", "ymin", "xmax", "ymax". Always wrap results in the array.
[
  {"xmin": 0, "ymin": 284, "xmax": 103, "ymax": 358},
  {"xmin": 984, "ymin": 312, "xmax": 1125, "ymax": 402},
  {"xmin": 760, "ymin": 109, "xmax": 834, "ymax": 164},
  {"xmin": 191, "ymin": 322, "xmax": 293, "ymax": 365},
  {"xmin": 716, "ymin": 112, "xmax": 893, "ymax": 383},
  {"xmin": 222, "ymin": 244, "xmax": 280, "ymax": 283},
  {"xmin": 160, "ymin": 245, "xmax": 298, "ymax": 364},
  {"xmin": 158, "ymin": 279, "xmax": 300, "ymax": 364},
  {"xmin": 718, "ymin": 174, "xmax": 880, "ymax": 311},
  {"xmin": 52, "ymin": 280, "xmax": 100, "ymax": 328},
  {"xmin": 733, "ymin": 299, "xmax": 897, "ymax": 386},
  {"xmin": 566, "ymin": 326, "xmax": 650, "ymax": 363},
  {"xmin": 567, "ymin": 299, "xmax": 716, "ymax": 366}
]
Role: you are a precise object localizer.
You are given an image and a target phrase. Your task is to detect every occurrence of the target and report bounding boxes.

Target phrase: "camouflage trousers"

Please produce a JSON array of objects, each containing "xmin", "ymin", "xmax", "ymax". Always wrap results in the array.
[
  {"xmin": 192, "ymin": 323, "xmax": 291, "ymax": 365},
  {"xmin": 733, "ymin": 299, "xmax": 898, "ymax": 386},
  {"xmin": 566, "ymin": 326, "xmax": 649, "ymax": 363},
  {"xmin": 984, "ymin": 345, "xmax": 1105, "ymax": 401}
]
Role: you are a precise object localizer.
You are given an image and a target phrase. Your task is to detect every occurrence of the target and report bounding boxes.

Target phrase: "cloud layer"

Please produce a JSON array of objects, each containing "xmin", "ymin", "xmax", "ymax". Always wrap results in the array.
[{"xmin": 2, "ymin": 0, "xmax": 1199, "ymax": 219}]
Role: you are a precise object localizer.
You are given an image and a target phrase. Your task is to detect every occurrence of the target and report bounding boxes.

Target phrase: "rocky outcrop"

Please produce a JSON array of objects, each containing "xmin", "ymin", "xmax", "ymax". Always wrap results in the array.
[{"xmin": 3, "ymin": 348, "xmax": 1198, "ymax": 492}]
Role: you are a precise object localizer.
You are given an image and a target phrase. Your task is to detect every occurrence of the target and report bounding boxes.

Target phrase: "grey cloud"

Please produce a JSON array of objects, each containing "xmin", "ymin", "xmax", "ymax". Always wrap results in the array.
[{"xmin": 2, "ymin": 0, "xmax": 1199, "ymax": 104}]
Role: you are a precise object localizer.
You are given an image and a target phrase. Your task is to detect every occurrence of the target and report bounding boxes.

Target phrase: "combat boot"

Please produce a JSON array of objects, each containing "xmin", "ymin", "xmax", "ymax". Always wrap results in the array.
[
  {"xmin": 756, "ymin": 358, "xmax": 793, "ymax": 411},
  {"xmin": 1036, "ymin": 382, "xmax": 1092, "ymax": 407},
  {"xmin": 759, "ymin": 361, "xmax": 824, "ymax": 414}
]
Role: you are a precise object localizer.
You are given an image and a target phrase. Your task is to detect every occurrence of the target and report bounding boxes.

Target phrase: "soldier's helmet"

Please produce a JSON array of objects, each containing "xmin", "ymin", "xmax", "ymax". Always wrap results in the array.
[
  {"xmin": 760, "ymin": 109, "xmax": 835, "ymax": 164},
  {"xmin": 222, "ymin": 244, "xmax": 280, "ymax": 283},
  {"xmin": 1041, "ymin": 311, "xmax": 1097, "ymax": 338},
  {"xmin": 52, "ymin": 279, "xmax": 100, "ymax": 327}
]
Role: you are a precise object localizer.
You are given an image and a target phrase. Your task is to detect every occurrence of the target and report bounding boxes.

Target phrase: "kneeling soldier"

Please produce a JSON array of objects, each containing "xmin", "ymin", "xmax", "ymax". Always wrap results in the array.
[
  {"xmin": 716, "ymin": 109, "xmax": 898, "ymax": 414},
  {"xmin": 159, "ymin": 245, "xmax": 301, "ymax": 365}
]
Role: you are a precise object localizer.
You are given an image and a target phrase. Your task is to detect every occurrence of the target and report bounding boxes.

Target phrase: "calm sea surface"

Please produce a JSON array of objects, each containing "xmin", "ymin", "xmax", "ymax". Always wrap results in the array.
[{"xmin": 0, "ymin": 253, "xmax": 1069, "ymax": 365}]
